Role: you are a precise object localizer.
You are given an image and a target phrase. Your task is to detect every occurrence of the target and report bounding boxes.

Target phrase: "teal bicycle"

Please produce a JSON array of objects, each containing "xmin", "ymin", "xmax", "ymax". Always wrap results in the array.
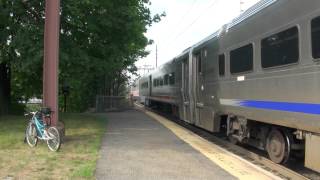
[{"xmin": 25, "ymin": 107, "xmax": 61, "ymax": 151}]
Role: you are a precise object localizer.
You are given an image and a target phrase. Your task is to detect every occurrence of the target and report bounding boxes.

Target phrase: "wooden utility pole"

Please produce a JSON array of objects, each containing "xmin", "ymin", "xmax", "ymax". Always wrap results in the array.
[
  {"xmin": 43, "ymin": 0, "xmax": 60, "ymax": 126},
  {"xmin": 156, "ymin": 45, "xmax": 158, "ymax": 68}
]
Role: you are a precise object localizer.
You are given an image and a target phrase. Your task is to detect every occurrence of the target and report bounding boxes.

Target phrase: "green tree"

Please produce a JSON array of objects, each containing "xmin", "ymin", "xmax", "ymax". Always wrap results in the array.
[{"xmin": 0, "ymin": 0, "xmax": 164, "ymax": 114}]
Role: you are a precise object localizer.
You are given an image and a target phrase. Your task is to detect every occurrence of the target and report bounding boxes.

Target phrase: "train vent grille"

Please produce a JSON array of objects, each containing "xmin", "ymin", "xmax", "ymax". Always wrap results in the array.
[{"xmin": 227, "ymin": 0, "xmax": 278, "ymax": 30}]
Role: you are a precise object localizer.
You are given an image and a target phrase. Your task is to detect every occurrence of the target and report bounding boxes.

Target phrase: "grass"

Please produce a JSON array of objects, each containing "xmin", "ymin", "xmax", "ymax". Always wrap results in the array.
[{"xmin": 0, "ymin": 113, "xmax": 107, "ymax": 180}]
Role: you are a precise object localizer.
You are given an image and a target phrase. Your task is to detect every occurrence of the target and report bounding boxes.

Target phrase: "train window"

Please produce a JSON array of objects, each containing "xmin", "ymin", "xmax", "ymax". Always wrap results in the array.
[
  {"xmin": 199, "ymin": 57, "xmax": 202, "ymax": 74},
  {"xmin": 195, "ymin": 53, "xmax": 202, "ymax": 74},
  {"xmin": 160, "ymin": 78, "xmax": 163, "ymax": 86},
  {"xmin": 169, "ymin": 72, "xmax": 175, "ymax": 85},
  {"xmin": 219, "ymin": 54, "xmax": 225, "ymax": 76},
  {"xmin": 312, "ymin": 17, "xmax": 320, "ymax": 59},
  {"xmin": 203, "ymin": 49, "xmax": 208, "ymax": 58},
  {"xmin": 230, "ymin": 44, "xmax": 253, "ymax": 74},
  {"xmin": 261, "ymin": 27, "xmax": 299, "ymax": 68},
  {"xmin": 164, "ymin": 74, "xmax": 169, "ymax": 85},
  {"xmin": 153, "ymin": 79, "xmax": 156, "ymax": 87},
  {"xmin": 141, "ymin": 82, "xmax": 148, "ymax": 89}
]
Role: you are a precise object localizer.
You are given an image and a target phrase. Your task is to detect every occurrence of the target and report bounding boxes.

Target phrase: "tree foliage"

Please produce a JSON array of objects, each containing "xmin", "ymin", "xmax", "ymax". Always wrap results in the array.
[{"xmin": 0, "ymin": 0, "xmax": 163, "ymax": 113}]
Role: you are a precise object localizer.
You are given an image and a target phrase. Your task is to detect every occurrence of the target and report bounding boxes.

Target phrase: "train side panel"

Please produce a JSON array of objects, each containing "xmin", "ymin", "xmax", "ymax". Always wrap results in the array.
[{"xmin": 217, "ymin": 0, "xmax": 320, "ymax": 133}]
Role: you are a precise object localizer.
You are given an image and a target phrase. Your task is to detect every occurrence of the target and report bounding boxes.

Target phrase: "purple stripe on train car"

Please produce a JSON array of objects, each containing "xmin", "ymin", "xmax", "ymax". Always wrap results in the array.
[{"xmin": 239, "ymin": 100, "xmax": 320, "ymax": 115}]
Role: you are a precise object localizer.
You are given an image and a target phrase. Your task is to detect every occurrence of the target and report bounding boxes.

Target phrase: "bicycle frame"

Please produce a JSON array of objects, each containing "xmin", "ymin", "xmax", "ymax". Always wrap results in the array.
[
  {"xmin": 31, "ymin": 113, "xmax": 52, "ymax": 140},
  {"xmin": 25, "ymin": 108, "xmax": 61, "ymax": 152}
]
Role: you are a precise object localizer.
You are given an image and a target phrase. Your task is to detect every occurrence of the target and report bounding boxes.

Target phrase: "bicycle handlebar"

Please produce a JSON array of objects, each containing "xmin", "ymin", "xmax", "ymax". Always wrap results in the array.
[{"xmin": 24, "ymin": 112, "xmax": 36, "ymax": 117}]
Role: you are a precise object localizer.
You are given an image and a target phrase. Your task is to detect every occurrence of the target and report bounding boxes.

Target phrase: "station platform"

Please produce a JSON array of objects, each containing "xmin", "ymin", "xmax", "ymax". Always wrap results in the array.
[{"xmin": 95, "ymin": 109, "xmax": 279, "ymax": 180}]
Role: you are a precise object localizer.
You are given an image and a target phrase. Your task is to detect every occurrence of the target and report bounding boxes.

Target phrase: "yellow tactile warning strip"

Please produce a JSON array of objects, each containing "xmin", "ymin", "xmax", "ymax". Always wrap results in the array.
[{"xmin": 143, "ymin": 110, "xmax": 282, "ymax": 180}]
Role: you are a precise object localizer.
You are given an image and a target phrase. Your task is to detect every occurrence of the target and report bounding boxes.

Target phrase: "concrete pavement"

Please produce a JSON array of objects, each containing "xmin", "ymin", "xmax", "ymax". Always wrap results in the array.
[{"xmin": 95, "ymin": 109, "xmax": 235, "ymax": 180}]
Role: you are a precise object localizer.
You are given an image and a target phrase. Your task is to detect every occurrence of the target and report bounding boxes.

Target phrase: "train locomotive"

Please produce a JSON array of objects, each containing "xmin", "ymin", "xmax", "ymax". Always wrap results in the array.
[{"xmin": 139, "ymin": 0, "xmax": 320, "ymax": 173}]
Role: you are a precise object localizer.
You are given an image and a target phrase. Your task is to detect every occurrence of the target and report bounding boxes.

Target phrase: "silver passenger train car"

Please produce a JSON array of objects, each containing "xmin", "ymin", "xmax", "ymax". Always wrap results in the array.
[{"xmin": 139, "ymin": 0, "xmax": 320, "ymax": 172}]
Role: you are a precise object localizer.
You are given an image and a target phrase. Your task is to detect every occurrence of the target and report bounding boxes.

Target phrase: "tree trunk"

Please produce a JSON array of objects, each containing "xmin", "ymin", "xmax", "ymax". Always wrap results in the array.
[
  {"xmin": 114, "ymin": 72, "xmax": 121, "ymax": 96},
  {"xmin": 0, "ymin": 62, "xmax": 11, "ymax": 115},
  {"xmin": 116, "ymin": 79, "xmax": 121, "ymax": 96},
  {"xmin": 112, "ymin": 81, "xmax": 115, "ymax": 96}
]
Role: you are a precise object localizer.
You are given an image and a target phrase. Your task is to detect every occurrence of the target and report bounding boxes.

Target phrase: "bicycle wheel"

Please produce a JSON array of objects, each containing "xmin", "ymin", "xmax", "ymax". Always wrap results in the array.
[
  {"xmin": 26, "ymin": 123, "xmax": 38, "ymax": 147},
  {"xmin": 47, "ymin": 126, "xmax": 61, "ymax": 152}
]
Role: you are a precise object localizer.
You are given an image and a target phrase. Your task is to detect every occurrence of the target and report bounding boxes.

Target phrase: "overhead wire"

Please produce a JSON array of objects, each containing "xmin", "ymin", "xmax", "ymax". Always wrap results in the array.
[
  {"xmin": 164, "ymin": 0, "xmax": 221, "ymax": 48},
  {"xmin": 161, "ymin": 0, "xmax": 220, "ymax": 52},
  {"xmin": 154, "ymin": 0, "xmax": 221, "ymax": 66},
  {"xmin": 174, "ymin": 0, "xmax": 199, "ymax": 28},
  {"xmin": 157, "ymin": 0, "xmax": 200, "ymax": 49}
]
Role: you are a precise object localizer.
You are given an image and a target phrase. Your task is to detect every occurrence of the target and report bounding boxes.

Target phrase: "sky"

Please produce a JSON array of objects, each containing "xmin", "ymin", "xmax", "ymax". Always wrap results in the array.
[{"xmin": 136, "ymin": 0, "xmax": 260, "ymax": 76}]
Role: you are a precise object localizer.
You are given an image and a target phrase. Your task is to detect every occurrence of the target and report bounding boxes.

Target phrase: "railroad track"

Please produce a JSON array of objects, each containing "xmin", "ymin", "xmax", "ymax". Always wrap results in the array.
[{"xmin": 135, "ymin": 103, "xmax": 320, "ymax": 180}]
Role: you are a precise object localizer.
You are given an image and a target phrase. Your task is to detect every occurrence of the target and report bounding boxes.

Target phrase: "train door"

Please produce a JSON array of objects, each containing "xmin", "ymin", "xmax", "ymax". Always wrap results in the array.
[
  {"xmin": 144, "ymin": 75, "xmax": 152, "ymax": 106},
  {"xmin": 194, "ymin": 51, "xmax": 205, "ymax": 127},
  {"xmin": 181, "ymin": 58, "xmax": 191, "ymax": 123},
  {"xmin": 149, "ymin": 75, "xmax": 152, "ymax": 96}
]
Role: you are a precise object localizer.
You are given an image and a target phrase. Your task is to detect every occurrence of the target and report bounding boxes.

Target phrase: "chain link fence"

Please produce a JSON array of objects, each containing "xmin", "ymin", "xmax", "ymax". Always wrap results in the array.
[{"xmin": 95, "ymin": 96, "xmax": 133, "ymax": 112}]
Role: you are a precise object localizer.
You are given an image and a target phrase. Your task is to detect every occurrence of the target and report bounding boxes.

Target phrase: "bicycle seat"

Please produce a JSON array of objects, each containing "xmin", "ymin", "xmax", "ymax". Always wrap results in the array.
[{"xmin": 41, "ymin": 107, "xmax": 52, "ymax": 117}]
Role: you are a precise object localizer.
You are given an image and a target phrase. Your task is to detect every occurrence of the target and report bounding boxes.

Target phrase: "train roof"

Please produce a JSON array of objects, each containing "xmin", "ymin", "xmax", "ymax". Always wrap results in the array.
[
  {"xmin": 191, "ymin": 0, "xmax": 278, "ymax": 51},
  {"xmin": 140, "ymin": 0, "xmax": 280, "ymax": 79},
  {"xmin": 227, "ymin": 0, "xmax": 277, "ymax": 30}
]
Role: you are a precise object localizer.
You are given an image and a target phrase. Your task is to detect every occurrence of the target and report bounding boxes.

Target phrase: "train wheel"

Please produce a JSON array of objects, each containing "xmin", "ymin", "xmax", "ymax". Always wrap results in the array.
[
  {"xmin": 228, "ymin": 134, "xmax": 238, "ymax": 144},
  {"xmin": 266, "ymin": 129, "xmax": 291, "ymax": 164}
]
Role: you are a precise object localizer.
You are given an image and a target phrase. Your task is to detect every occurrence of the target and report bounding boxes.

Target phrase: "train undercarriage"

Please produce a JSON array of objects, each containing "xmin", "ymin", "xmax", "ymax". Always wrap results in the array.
[
  {"xmin": 222, "ymin": 115, "xmax": 306, "ymax": 164},
  {"xmin": 146, "ymin": 99, "xmax": 305, "ymax": 166}
]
